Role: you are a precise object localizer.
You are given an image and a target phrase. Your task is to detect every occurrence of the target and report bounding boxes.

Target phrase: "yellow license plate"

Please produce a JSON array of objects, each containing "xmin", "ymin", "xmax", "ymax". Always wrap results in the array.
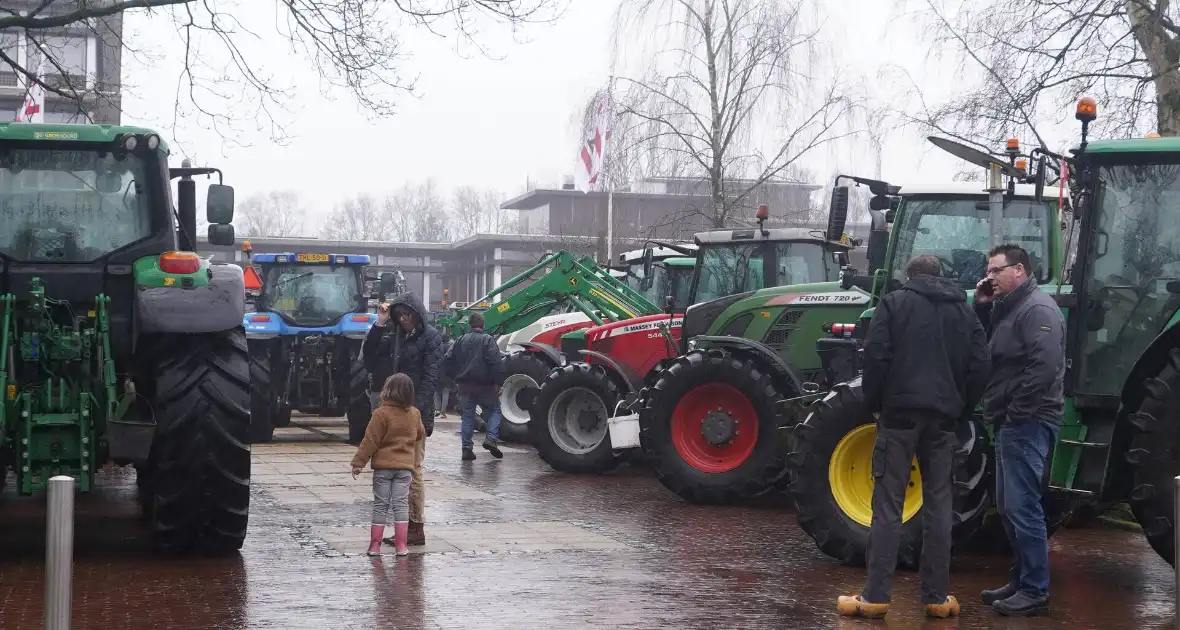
[{"xmin": 297, "ymin": 253, "xmax": 330, "ymax": 262}]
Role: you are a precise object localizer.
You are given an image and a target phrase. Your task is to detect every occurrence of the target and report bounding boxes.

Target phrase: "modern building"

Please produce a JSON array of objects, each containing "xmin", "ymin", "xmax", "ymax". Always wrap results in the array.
[
  {"xmin": 503, "ymin": 176, "xmax": 826, "ymax": 243},
  {"xmin": 0, "ymin": 2, "xmax": 122, "ymax": 123}
]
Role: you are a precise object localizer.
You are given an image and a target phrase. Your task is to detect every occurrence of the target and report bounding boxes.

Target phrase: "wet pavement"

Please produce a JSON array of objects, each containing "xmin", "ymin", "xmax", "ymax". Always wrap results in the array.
[{"xmin": 1, "ymin": 414, "xmax": 1178, "ymax": 629}]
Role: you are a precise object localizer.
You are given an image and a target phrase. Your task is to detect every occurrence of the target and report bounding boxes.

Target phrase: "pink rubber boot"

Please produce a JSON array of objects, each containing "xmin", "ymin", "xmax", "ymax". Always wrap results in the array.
[
  {"xmin": 368, "ymin": 524, "xmax": 385, "ymax": 556},
  {"xmin": 393, "ymin": 521, "xmax": 410, "ymax": 556}
]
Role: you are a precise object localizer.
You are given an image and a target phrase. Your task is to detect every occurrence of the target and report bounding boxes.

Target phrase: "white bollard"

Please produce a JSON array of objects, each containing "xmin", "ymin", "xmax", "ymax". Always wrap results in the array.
[{"xmin": 44, "ymin": 475, "xmax": 74, "ymax": 630}]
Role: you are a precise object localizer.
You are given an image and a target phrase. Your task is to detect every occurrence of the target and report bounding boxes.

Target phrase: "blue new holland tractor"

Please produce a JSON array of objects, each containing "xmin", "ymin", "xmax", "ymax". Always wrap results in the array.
[{"xmin": 243, "ymin": 251, "xmax": 401, "ymax": 442}]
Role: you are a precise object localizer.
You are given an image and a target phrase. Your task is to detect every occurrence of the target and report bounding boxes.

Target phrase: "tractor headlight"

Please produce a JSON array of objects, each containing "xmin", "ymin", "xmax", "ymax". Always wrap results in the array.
[
  {"xmin": 120, "ymin": 134, "xmax": 138, "ymax": 152},
  {"xmin": 145, "ymin": 133, "xmax": 160, "ymax": 150}
]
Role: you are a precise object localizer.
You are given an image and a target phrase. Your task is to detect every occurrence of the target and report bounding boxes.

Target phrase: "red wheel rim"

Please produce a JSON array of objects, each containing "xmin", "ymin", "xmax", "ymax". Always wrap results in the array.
[{"xmin": 670, "ymin": 382, "xmax": 759, "ymax": 474}]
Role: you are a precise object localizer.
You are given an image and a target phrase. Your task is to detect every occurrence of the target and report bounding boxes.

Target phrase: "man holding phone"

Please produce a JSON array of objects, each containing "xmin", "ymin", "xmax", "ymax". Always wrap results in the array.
[{"xmin": 973, "ymin": 244, "xmax": 1065, "ymax": 617}]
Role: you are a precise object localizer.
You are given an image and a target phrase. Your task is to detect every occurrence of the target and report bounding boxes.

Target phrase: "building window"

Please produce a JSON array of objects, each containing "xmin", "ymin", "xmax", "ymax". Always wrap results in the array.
[
  {"xmin": 31, "ymin": 35, "xmax": 88, "ymax": 89},
  {"xmin": 0, "ymin": 32, "xmax": 18, "ymax": 88}
]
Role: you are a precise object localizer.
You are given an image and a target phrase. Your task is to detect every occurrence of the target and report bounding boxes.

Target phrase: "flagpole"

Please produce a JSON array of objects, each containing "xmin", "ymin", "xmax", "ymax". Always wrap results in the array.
[{"xmin": 605, "ymin": 75, "xmax": 615, "ymax": 262}]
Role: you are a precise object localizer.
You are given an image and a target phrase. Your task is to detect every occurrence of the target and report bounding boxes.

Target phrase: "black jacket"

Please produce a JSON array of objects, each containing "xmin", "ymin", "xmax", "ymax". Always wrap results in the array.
[
  {"xmin": 444, "ymin": 328, "xmax": 505, "ymax": 389},
  {"xmin": 361, "ymin": 292, "xmax": 444, "ymax": 427},
  {"xmin": 861, "ymin": 274, "xmax": 991, "ymax": 419},
  {"xmin": 977, "ymin": 276, "xmax": 1066, "ymax": 426}
]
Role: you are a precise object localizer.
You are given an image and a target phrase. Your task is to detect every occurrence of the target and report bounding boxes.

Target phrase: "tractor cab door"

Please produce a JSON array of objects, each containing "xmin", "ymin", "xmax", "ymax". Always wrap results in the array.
[{"xmin": 1072, "ymin": 159, "xmax": 1180, "ymax": 399}]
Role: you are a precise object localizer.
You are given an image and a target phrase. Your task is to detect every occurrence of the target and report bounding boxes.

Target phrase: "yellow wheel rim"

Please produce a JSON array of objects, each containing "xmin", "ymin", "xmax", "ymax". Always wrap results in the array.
[{"xmin": 828, "ymin": 423, "xmax": 923, "ymax": 528}]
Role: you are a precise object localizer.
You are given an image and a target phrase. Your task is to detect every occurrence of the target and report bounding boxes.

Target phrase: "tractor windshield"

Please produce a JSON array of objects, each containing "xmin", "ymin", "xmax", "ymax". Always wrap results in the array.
[
  {"xmin": 0, "ymin": 148, "xmax": 153, "ymax": 262},
  {"xmin": 890, "ymin": 196, "xmax": 1053, "ymax": 288},
  {"xmin": 259, "ymin": 264, "xmax": 364, "ymax": 326},
  {"xmin": 693, "ymin": 241, "xmax": 828, "ymax": 303},
  {"xmin": 657, "ymin": 264, "xmax": 694, "ymax": 309},
  {"xmin": 1075, "ymin": 161, "xmax": 1180, "ymax": 397}
]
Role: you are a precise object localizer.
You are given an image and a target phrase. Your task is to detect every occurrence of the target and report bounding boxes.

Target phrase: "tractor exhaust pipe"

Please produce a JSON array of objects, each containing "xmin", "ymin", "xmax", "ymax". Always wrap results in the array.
[{"xmin": 44, "ymin": 475, "xmax": 75, "ymax": 630}]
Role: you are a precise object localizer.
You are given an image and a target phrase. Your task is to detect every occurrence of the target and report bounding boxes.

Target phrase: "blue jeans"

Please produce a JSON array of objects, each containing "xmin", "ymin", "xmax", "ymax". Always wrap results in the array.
[
  {"xmin": 460, "ymin": 388, "xmax": 501, "ymax": 448},
  {"xmin": 995, "ymin": 418, "xmax": 1060, "ymax": 598}
]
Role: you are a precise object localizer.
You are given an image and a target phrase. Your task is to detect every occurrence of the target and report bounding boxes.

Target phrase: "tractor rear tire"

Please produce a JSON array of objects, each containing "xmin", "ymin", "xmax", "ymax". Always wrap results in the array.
[
  {"xmin": 639, "ymin": 348, "xmax": 790, "ymax": 505},
  {"xmin": 347, "ymin": 356, "xmax": 372, "ymax": 445},
  {"xmin": 248, "ymin": 343, "xmax": 276, "ymax": 443},
  {"xmin": 1124, "ymin": 347, "xmax": 1180, "ymax": 567},
  {"xmin": 787, "ymin": 377, "xmax": 990, "ymax": 570},
  {"xmin": 529, "ymin": 362, "xmax": 622, "ymax": 475},
  {"xmin": 499, "ymin": 351, "xmax": 553, "ymax": 443},
  {"xmin": 147, "ymin": 328, "xmax": 252, "ymax": 555}
]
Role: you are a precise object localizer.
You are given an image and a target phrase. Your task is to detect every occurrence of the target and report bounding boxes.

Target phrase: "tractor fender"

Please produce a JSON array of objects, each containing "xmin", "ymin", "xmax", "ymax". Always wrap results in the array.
[
  {"xmin": 578, "ymin": 349, "xmax": 643, "ymax": 394},
  {"xmin": 137, "ymin": 263, "xmax": 247, "ymax": 334},
  {"xmin": 692, "ymin": 335, "xmax": 803, "ymax": 396},
  {"xmin": 516, "ymin": 341, "xmax": 565, "ymax": 368}
]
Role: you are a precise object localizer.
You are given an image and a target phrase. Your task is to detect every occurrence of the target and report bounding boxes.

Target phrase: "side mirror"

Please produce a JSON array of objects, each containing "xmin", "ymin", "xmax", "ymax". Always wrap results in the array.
[
  {"xmin": 378, "ymin": 271, "xmax": 400, "ymax": 294},
  {"xmin": 208, "ymin": 223, "xmax": 235, "ymax": 246},
  {"xmin": 834, "ymin": 251, "xmax": 850, "ymax": 267},
  {"xmin": 826, "ymin": 185, "xmax": 850, "ymax": 242},
  {"xmin": 869, "ymin": 195, "xmax": 892, "ymax": 211},
  {"xmin": 1034, "ymin": 154, "xmax": 1047, "ymax": 202},
  {"xmin": 642, "ymin": 248, "xmax": 654, "ymax": 280},
  {"xmin": 866, "ymin": 210, "xmax": 889, "ymax": 274},
  {"xmin": 663, "ymin": 294, "xmax": 676, "ymax": 313},
  {"xmin": 839, "ymin": 266, "xmax": 858, "ymax": 290},
  {"xmin": 207, "ymin": 184, "xmax": 235, "ymax": 224}
]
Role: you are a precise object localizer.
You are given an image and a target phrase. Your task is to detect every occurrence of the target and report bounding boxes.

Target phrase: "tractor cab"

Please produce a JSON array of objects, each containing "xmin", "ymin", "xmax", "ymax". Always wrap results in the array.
[{"xmin": 246, "ymin": 252, "xmax": 372, "ymax": 330}]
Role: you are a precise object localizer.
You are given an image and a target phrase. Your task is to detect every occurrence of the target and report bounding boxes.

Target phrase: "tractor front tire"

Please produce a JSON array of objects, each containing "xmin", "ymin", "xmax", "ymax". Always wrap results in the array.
[
  {"xmin": 639, "ymin": 348, "xmax": 790, "ymax": 505},
  {"xmin": 787, "ymin": 377, "xmax": 990, "ymax": 570},
  {"xmin": 347, "ymin": 356, "xmax": 372, "ymax": 445},
  {"xmin": 529, "ymin": 362, "xmax": 622, "ymax": 475},
  {"xmin": 499, "ymin": 351, "xmax": 553, "ymax": 443},
  {"xmin": 147, "ymin": 328, "xmax": 252, "ymax": 555},
  {"xmin": 1125, "ymin": 347, "xmax": 1180, "ymax": 567}
]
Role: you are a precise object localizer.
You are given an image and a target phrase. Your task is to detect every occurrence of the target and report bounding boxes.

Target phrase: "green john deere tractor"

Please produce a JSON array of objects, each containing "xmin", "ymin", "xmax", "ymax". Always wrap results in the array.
[
  {"xmin": 788, "ymin": 97, "xmax": 1180, "ymax": 570},
  {"xmin": 0, "ymin": 123, "xmax": 250, "ymax": 555},
  {"xmin": 644, "ymin": 168, "xmax": 1065, "ymax": 508}
]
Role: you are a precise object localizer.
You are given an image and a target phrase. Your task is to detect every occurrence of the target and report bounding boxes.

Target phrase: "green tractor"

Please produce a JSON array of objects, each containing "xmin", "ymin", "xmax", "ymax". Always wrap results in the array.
[
  {"xmin": 643, "ymin": 169, "xmax": 1065, "ymax": 507},
  {"xmin": 0, "ymin": 123, "xmax": 250, "ymax": 555},
  {"xmin": 789, "ymin": 98, "xmax": 1180, "ymax": 570}
]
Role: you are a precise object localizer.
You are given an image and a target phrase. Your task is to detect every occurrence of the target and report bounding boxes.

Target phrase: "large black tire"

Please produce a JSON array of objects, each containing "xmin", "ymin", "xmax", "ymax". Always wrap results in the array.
[
  {"xmin": 1125, "ymin": 347, "xmax": 1180, "ymax": 567},
  {"xmin": 787, "ymin": 377, "xmax": 990, "ymax": 570},
  {"xmin": 639, "ymin": 348, "xmax": 790, "ymax": 505},
  {"xmin": 145, "ymin": 328, "xmax": 252, "ymax": 555},
  {"xmin": 499, "ymin": 351, "xmax": 554, "ymax": 443},
  {"xmin": 248, "ymin": 342, "xmax": 276, "ymax": 443},
  {"xmin": 529, "ymin": 362, "xmax": 622, "ymax": 474},
  {"xmin": 346, "ymin": 355, "xmax": 372, "ymax": 445}
]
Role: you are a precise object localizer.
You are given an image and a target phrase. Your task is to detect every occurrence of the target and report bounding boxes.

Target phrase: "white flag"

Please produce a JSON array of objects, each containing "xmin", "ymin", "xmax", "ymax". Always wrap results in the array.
[
  {"xmin": 16, "ymin": 73, "xmax": 44, "ymax": 123},
  {"xmin": 574, "ymin": 93, "xmax": 613, "ymax": 192}
]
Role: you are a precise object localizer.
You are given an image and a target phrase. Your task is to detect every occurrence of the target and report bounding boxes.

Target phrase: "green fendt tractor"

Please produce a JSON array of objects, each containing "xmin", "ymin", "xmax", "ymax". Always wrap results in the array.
[
  {"xmin": 644, "ymin": 169, "xmax": 1064, "ymax": 508},
  {"xmin": 0, "ymin": 123, "xmax": 250, "ymax": 555},
  {"xmin": 789, "ymin": 98, "xmax": 1180, "ymax": 570}
]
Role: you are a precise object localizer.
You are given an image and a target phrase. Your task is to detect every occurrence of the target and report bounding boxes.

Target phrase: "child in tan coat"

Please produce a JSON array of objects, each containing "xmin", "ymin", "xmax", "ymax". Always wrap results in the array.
[{"xmin": 351, "ymin": 373, "xmax": 426, "ymax": 556}]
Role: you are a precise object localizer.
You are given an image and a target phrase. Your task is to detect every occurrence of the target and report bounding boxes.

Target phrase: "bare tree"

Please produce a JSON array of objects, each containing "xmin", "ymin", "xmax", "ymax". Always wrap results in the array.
[
  {"xmin": 0, "ymin": 1, "xmax": 567, "ymax": 144},
  {"xmin": 451, "ymin": 185, "xmax": 516, "ymax": 238},
  {"xmin": 899, "ymin": 0, "xmax": 1180, "ymax": 149},
  {"xmin": 237, "ymin": 190, "xmax": 305, "ymax": 237},
  {"xmin": 605, "ymin": 0, "xmax": 860, "ymax": 229},
  {"xmin": 322, "ymin": 193, "xmax": 391, "ymax": 240}
]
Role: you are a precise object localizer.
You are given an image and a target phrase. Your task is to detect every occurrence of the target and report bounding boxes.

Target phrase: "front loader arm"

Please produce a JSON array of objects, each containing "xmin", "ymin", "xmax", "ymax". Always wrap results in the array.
[{"xmin": 441, "ymin": 251, "xmax": 663, "ymax": 337}]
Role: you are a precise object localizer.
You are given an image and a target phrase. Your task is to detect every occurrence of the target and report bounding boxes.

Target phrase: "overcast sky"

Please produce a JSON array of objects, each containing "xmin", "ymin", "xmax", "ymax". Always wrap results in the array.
[{"xmin": 114, "ymin": 0, "xmax": 1088, "ymax": 227}]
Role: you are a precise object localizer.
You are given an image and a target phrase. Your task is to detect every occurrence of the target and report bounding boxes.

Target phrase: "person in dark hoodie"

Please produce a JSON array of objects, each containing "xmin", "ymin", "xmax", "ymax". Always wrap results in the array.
[
  {"xmin": 361, "ymin": 291, "xmax": 444, "ymax": 547},
  {"xmin": 837, "ymin": 254, "xmax": 990, "ymax": 620}
]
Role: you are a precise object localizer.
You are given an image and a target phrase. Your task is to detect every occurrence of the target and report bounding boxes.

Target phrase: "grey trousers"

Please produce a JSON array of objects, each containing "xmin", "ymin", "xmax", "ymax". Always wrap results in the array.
[
  {"xmin": 862, "ymin": 409, "xmax": 956, "ymax": 605},
  {"xmin": 372, "ymin": 468, "xmax": 412, "ymax": 524},
  {"xmin": 370, "ymin": 392, "xmax": 425, "ymax": 523}
]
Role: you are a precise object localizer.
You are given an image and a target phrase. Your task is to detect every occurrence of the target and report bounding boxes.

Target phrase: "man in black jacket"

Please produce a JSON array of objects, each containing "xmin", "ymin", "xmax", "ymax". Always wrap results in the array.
[
  {"xmin": 444, "ymin": 312, "xmax": 506, "ymax": 461},
  {"xmin": 838, "ymin": 254, "xmax": 990, "ymax": 620},
  {"xmin": 361, "ymin": 291, "xmax": 444, "ymax": 547},
  {"xmin": 974, "ymin": 244, "xmax": 1065, "ymax": 617}
]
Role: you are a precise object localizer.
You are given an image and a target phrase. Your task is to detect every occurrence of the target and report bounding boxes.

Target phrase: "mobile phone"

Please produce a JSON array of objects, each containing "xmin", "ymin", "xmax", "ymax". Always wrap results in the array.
[{"xmin": 977, "ymin": 280, "xmax": 995, "ymax": 297}]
